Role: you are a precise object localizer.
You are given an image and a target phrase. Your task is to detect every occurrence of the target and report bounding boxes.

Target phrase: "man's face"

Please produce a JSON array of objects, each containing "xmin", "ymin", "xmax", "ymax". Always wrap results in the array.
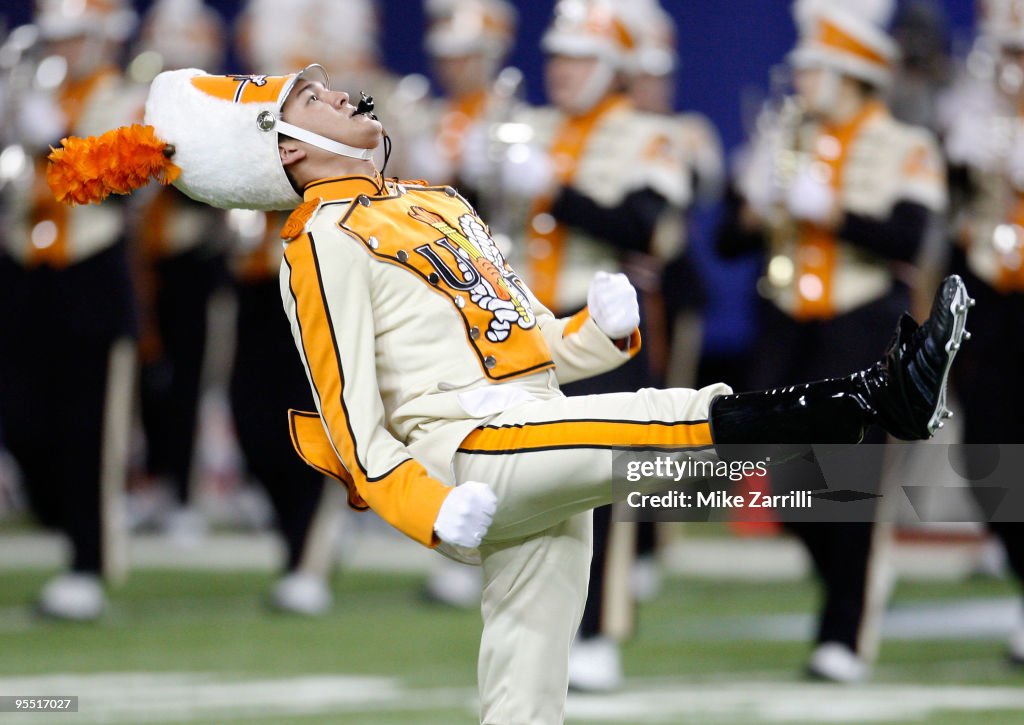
[
  {"xmin": 280, "ymin": 79, "xmax": 383, "ymax": 153},
  {"xmin": 793, "ymin": 66, "xmax": 843, "ymax": 118},
  {"xmin": 433, "ymin": 54, "xmax": 490, "ymax": 98},
  {"xmin": 545, "ymin": 55, "xmax": 603, "ymax": 110}
]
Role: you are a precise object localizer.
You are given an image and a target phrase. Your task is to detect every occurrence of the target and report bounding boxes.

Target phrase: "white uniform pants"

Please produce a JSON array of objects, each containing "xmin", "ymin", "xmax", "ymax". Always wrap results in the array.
[{"xmin": 453, "ymin": 384, "xmax": 728, "ymax": 725}]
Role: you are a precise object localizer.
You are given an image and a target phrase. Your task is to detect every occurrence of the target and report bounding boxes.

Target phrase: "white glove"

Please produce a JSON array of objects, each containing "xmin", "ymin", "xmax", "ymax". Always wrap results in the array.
[
  {"xmin": 944, "ymin": 110, "xmax": 999, "ymax": 173},
  {"xmin": 785, "ymin": 165, "xmax": 836, "ymax": 225},
  {"xmin": 587, "ymin": 271, "xmax": 640, "ymax": 340},
  {"xmin": 433, "ymin": 481, "xmax": 497, "ymax": 548},
  {"xmin": 500, "ymin": 143, "xmax": 555, "ymax": 199}
]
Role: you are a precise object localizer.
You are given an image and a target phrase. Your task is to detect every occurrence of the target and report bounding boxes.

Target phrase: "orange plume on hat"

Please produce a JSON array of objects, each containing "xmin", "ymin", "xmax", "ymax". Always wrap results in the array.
[{"xmin": 46, "ymin": 123, "xmax": 180, "ymax": 206}]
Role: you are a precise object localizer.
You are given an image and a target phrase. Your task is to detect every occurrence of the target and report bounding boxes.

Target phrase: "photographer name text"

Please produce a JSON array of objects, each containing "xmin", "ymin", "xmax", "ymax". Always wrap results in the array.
[{"xmin": 626, "ymin": 489, "xmax": 813, "ymax": 509}]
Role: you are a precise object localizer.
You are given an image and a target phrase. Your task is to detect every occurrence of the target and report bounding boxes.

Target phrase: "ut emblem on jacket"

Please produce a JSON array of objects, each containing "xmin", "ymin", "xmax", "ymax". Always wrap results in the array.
[
  {"xmin": 337, "ymin": 181, "xmax": 555, "ymax": 381},
  {"xmin": 407, "ymin": 205, "xmax": 536, "ymax": 339}
]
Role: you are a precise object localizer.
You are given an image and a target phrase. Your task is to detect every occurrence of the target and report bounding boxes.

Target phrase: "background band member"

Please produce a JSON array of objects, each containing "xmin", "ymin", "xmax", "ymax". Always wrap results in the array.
[
  {"xmin": 130, "ymin": 0, "xmax": 229, "ymax": 543},
  {"xmin": 717, "ymin": 4, "xmax": 947, "ymax": 681},
  {"xmin": 939, "ymin": 0, "xmax": 1024, "ymax": 663},
  {"xmin": 0, "ymin": 0, "xmax": 140, "ymax": 619}
]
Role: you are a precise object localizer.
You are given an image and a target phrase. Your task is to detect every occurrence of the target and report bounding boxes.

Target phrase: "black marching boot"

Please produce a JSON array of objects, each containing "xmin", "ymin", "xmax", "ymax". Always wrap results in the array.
[{"xmin": 710, "ymin": 275, "xmax": 974, "ymax": 460}]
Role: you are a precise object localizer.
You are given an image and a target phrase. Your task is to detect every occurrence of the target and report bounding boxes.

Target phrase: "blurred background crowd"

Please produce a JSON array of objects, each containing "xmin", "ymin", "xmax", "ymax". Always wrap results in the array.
[{"xmin": 1, "ymin": 0, "xmax": 1022, "ymax": 706}]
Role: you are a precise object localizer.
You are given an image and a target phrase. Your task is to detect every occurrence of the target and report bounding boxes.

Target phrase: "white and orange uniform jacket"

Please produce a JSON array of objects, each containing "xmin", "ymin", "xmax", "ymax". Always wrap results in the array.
[
  {"xmin": 508, "ymin": 95, "xmax": 692, "ymax": 313},
  {"xmin": 740, "ymin": 99, "xmax": 947, "ymax": 319},
  {"xmin": 4, "ymin": 66, "xmax": 141, "ymax": 268},
  {"xmin": 279, "ymin": 175, "xmax": 642, "ymax": 550}
]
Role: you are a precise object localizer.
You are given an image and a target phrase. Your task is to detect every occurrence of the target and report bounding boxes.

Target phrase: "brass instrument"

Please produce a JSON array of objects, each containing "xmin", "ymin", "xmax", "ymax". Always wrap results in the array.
[
  {"xmin": 0, "ymin": 24, "xmax": 52, "ymax": 254},
  {"xmin": 0, "ymin": 25, "xmax": 43, "ymax": 192},
  {"xmin": 476, "ymin": 65, "xmax": 526, "ymax": 248},
  {"xmin": 759, "ymin": 83, "xmax": 811, "ymax": 297}
]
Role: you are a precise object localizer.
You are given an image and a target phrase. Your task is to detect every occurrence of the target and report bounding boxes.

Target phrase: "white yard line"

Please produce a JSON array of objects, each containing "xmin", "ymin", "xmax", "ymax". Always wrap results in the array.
[{"xmin": 3, "ymin": 672, "xmax": 1024, "ymax": 724}]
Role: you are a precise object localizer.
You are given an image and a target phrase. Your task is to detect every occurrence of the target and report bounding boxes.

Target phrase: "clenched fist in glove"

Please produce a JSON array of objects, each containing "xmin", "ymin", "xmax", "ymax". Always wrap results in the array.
[
  {"xmin": 587, "ymin": 271, "xmax": 640, "ymax": 340},
  {"xmin": 785, "ymin": 166, "xmax": 838, "ymax": 226},
  {"xmin": 433, "ymin": 481, "xmax": 497, "ymax": 548}
]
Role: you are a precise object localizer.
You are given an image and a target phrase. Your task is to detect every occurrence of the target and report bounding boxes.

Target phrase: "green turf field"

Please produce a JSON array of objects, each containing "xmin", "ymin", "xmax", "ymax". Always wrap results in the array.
[{"xmin": 1, "ymin": 567, "xmax": 1023, "ymax": 724}]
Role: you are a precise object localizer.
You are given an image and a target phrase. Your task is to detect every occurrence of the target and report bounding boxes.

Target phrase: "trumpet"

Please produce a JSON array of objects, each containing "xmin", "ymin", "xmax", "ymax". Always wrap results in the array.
[
  {"xmin": 475, "ymin": 65, "xmax": 526, "ymax": 242},
  {"xmin": 760, "ymin": 89, "xmax": 811, "ymax": 295}
]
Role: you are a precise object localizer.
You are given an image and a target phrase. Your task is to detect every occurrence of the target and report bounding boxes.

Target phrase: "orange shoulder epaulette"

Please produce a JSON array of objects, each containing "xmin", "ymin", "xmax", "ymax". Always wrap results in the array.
[{"xmin": 280, "ymin": 196, "xmax": 322, "ymax": 241}]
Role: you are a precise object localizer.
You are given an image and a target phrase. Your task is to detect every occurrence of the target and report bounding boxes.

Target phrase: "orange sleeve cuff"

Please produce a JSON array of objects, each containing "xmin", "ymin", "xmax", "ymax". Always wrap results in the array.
[
  {"xmin": 354, "ymin": 460, "xmax": 451, "ymax": 548},
  {"xmin": 288, "ymin": 409, "xmax": 450, "ymax": 547}
]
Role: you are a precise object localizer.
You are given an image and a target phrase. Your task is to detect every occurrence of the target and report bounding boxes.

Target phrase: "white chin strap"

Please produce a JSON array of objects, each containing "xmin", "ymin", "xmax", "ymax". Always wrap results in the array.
[{"xmin": 276, "ymin": 119, "xmax": 377, "ymax": 161}]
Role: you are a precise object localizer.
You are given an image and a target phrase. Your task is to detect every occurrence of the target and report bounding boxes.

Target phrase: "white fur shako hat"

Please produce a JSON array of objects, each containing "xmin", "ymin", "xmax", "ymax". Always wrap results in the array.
[
  {"xmin": 617, "ymin": 0, "xmax": 677, "ymax": 77},
  {"xmin": 46, "ymin": 64, "xmax": 350, "ymax": 211},
  {"xmin": 425, "ymin": 0, "xmax": 517, "ymax": 59},
  {"xmin": 541, "ymin": 0, "xmax": 636, "ymax": 70},
  {"xmin": 144, "ymin": 66, "xmax": 326, "ymax": 210},
  {"xmin": 789, "ymin": 7, "xmax": 897, "ymax": 88}
]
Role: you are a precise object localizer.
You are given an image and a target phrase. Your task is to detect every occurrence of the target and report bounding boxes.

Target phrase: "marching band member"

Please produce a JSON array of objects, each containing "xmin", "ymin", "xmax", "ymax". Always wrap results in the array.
[
  {"xmin": 130, "ymin": 0, "xmax": 228, "ymax": 544},
  {"xmin": 565, "ymin": 0, "xmax": 727, "ymax": 691},
  {"xmin": 0, "ymin": 0, "xmax": 139, "ymax": 619},
  {"xmin": 940, "ymin": 0, "xmax": 1024, "ymax": 664},
  {"xmin": 718, "ymin": 4, "xmax": 947, "ymax": 681},
  {"xmin": 414, "ymin": 0, "xmax": 520, "ymax": 610}
]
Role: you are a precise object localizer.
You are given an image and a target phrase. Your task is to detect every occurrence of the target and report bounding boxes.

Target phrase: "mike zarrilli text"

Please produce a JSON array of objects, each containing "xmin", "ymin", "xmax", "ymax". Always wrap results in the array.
[{"xmin": 626, "ymin": 490, "xmax": 813, "ymax": 509}]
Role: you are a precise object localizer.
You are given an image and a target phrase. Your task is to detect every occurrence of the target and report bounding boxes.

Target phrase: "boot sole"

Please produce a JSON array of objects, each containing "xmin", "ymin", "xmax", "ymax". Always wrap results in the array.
[{"xmin": 926, "ymin": 276, "xmax": 971, "ymax": 436}]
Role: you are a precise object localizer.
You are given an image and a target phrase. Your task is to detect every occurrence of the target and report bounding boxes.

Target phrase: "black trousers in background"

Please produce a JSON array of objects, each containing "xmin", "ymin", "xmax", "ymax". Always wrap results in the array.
[
  {"xmin": 952, "ymin": 269, "xmax": 1024, "ymax": 587},
  {"xmin": 750, "ymin": 288, "xmax": 909, "ymax": 653},
  {"xmin": 0, "ymin": 242, "xmax": 136, "ymax": 574},
  {"xmin": 230, "ymin": 279, "xmax": 326, "ymax": 572},
  {"xmin": 139, "ymin": 246, "xmax": 225, "ymax": 504}
]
